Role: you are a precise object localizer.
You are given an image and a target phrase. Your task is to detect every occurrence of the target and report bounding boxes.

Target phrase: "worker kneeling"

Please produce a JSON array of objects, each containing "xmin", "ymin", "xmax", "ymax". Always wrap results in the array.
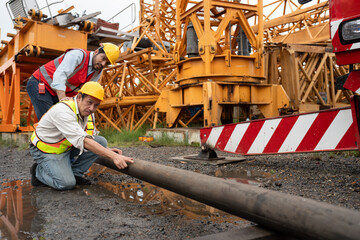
[{"xmin": 29, "ymin": 82, "xmax": 134, "ymax": 190}]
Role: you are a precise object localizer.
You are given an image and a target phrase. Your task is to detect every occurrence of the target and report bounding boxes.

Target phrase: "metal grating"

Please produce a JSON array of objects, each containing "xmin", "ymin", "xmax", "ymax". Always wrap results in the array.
[{"xmin": 7, "ymin": 0, "xmax": 27, "ymax": 19}]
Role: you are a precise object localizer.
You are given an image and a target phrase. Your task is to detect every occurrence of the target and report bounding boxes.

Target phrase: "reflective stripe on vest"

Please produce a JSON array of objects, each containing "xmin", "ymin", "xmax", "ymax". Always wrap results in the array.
[
  {"xmin": 31, "ymin": 100, "xmax": 95, "ymax": 154},
  {"xmin": 31, "ymin": 132, "xmax": 72, "ymax": 154},
  {"xmin": 86, "ymin": 114, "xmax": 95, "ymax": 136}
]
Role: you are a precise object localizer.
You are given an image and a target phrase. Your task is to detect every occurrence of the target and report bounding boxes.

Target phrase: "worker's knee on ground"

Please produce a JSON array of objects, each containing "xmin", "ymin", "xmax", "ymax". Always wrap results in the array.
[
  {"xmin": 94, "ymin": 135, "xmax": 107, "ymax": 148},
  {"xmin": 53, "ymin": 177, "xmax": 76, "ymax": 190}
]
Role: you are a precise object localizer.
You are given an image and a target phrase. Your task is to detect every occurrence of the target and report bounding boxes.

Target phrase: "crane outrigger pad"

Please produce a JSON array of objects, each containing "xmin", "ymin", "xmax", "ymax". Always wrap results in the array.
[{"xmin": 171, "ymin": 146, "xmax": 245, "ymax": 165}]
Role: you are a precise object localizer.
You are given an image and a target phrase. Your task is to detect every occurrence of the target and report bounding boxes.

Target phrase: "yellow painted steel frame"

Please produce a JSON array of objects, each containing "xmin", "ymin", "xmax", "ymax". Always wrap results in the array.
[
  {"xmin": 174, "ymin": 0, "xmax": 265, "ymax": 79},
  {"xmin": 259, "ymin": 1, "xmax": 329, "ymax": 44},
  {"xmin": 152, "ymin": 0, "xmax": 289, "ymax": 127},
  {"xmin": 155, "ymin": 82, "xmax": 289, "ymax": 127},
  {"xmin": 177, "ymin": 55, "xmax": 262, "ymax": 84},
  {"xmin": 266, "ymin": 44, "xmax": 351, "ymax": 112},
  {"xmin": 96, "ymin": 46, "xmax": 176, "ymax": 132},
  {"xmin": 0, "ymin": 19, "xmax": 87, "ymax": 67},
  {"xmin": 0, "ymin": 19, "xmax": 87, "ymax": 132},
  {"xmin": 140, "ymin": 0, "xmax": 177, "ymax": 43},
  {"xmin": 1, "ymin": 180, "xmax": 24, "ymax": 236},
  {"xmin": 0, "ymin": 60, "xmax": 21, "ymax": 132}
]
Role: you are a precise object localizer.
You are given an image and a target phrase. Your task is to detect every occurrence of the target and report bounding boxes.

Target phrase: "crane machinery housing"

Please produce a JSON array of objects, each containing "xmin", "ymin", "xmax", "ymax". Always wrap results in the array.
[
  {"xmin": 201, "ymin": 0, "xmax": 360, "ymax": 156},
  {"xmin": 0, "ymin": 0, "xmax": 353, "ymax": 140}
]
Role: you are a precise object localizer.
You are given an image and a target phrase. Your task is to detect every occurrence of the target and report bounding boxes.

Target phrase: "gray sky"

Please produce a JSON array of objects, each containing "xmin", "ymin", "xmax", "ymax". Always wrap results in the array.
[
  {"xmin": 0, "ymin": 0, "xmax": 139, "ymax": 41},
  {"xmin": 0, "ymin": 0, "xmax": 324, "ymax": 42}
]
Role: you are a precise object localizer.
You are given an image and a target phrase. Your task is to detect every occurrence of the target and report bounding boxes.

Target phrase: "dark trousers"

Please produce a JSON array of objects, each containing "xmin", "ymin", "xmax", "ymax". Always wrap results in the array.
[{"xmin": 26, "ymin": 76, "xmax": 59, "ymax": 120}]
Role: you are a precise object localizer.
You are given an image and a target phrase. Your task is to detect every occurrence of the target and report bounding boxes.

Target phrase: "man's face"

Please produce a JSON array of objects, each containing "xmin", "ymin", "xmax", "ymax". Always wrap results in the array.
[
  {"xmin": 92, "ymin": 49, "xmax": 109, "ymax": 71},
  {"xmin": 77, "ymin": 95, "xmax": 101, "ymax": 117}
]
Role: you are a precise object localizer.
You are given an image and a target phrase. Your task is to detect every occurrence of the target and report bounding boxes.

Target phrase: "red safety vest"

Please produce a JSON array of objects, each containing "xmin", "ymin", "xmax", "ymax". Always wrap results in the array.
[{"xmin": 32, "ymin": 49, "xmax": 99, "ymax": 97}]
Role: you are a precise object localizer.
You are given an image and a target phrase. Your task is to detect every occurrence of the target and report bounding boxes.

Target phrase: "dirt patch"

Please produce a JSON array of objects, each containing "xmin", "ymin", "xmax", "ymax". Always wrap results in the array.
[{"xmin": 0, "ymin": 145, "xmax": 359, "ymax": 239}]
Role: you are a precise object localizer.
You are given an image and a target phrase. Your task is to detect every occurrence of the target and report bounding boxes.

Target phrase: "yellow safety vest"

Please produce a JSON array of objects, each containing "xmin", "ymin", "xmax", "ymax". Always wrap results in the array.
[{"xmin": 31, "ymin": 100, "xmax": 95, "ymax": 154}]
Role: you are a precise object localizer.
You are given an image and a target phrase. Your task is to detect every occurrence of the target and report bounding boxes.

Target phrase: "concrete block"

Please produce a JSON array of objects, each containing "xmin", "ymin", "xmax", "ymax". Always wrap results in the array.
[
  {"xmin": 1, "ymin": 132, "xmax": 32, "ymax": 146},
  {"xmin": 146, "ymin": 128, "xmax": 200, "ymax": 145}
]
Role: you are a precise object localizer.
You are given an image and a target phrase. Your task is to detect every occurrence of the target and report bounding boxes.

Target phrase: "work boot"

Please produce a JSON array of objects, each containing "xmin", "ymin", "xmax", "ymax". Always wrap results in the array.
[
  {"xmin": 75, "ymin": 176, "xmax": 91, "ymax": 185},
  {"xmin": 30, "ymin": 163, "xmax": 46, "ymax": 187}
]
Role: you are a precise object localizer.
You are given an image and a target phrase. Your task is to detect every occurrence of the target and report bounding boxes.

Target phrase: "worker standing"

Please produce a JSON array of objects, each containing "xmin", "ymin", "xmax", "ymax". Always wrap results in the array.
[
  {"xmin": 29, "ymin": 82, "xmax": 134, "ymax": 190},
  {"xmin": 26, "ymin": 42, "xmax": 120, "ymax": 119}
]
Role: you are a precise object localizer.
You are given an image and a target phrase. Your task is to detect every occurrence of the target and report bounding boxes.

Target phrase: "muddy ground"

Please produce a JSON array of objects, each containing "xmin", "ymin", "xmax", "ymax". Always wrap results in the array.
[{"xmin": 0, "ymin": 144, "xmax": 359, "ymax": 239}]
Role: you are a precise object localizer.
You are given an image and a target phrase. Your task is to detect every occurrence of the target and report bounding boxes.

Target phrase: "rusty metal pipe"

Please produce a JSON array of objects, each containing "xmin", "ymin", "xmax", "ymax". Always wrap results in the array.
[{"xmin": 96, "ymin": 158, "xmax": 360, "ymax": 240}]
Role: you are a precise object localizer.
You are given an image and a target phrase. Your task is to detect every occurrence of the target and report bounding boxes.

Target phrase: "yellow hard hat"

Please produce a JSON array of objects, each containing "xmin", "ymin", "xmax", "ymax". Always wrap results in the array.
[
  {"xmin": 102, "ymin": 42, "xmax": 120, "ymax": 65},
  {"xmin": 78, "ymin": 82, "xmax": 104, "ymax": 101}
]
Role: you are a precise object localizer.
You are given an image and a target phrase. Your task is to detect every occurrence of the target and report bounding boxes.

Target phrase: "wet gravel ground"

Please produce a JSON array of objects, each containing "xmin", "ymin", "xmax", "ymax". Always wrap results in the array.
[
  {"xmin": 0, "ymin": 144, "xmax": 359, "ymax": 239},
  {"xmin": 122, "ymin": 146, "xmax": 360, "ymax": 210}
]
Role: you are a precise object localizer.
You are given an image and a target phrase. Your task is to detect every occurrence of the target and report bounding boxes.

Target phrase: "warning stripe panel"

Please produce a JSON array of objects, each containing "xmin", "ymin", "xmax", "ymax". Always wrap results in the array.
[
  {"xmin": 296, "ymin": 111, "xmax": 339, "ymax": 152},
  {"xmin": 224, "ymin": 122, "xmax": 250, "ymax": 153},
  {"xmin": 278, "ymin": 113, "xmax": 318, "ymax": 153},
  {"xmin": 215, "ymin": 124, "xmax": 236, "ymax": 150},
  {"xmin": 206, "ymin": 126, "xmax": 224, "ymax": 148},
  {"xmin": 200, "ymin": 108, "xmax": 357, "ymax": 156},
  {"xmin": 236, "ymin": 121, "xmax": 265, "ymax": 154},
  {"xmin": 336, "ymin": 123, "xmax": 356, "ymax": 150},
  {"xmin": 315, "ymin": 109, "xmax": 353, "ymax": 150},
  {"xmin": 330, "ymin": 19, "xmax": 342, "ymax": 39},
  {"xmin": 247, "ymin": 118, "xmax": 281, "ymax": 154},
  {"xmin": 343, "ymin": 71, "xmax": 360, "ymax": 94},
  {"xmin": 263, "ymin": 116, "xmax": 299, "ymax": 154},
  {"xmin": 200, "ymin": 128, "xmax": 212, "ymax": 145}
]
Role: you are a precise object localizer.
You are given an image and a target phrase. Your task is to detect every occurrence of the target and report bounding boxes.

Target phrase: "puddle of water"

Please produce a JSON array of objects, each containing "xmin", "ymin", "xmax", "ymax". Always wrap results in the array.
[
  {"xmin": 0, "ymin": 180, "xmax": 44, "ymax": 240},
  {"xmin": 213, "ymin": 168, "xmax": 274, "ymax": 186},
  {"xmin": 89, "ymin": 165, "xmax": 248, "ymax": 224},
  {"xmin": 0, "ymin": 166, "xmax": 265, "ymax": 239}
]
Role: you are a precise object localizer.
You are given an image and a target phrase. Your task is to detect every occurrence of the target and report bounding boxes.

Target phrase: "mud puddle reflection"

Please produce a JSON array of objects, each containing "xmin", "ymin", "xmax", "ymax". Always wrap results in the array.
[
  {"xmin": 0, "ymin": 166, "xmax": 264, "ymax": 239},
  {"xmin": 0, "ymin": 180, "xmax": 44, "ymax": 240},
  {"xmin": 89, "ymin": 165, "xmax": 249, "ymax": 224},
  {"xmin": 214, "ymin": 168, "xmax": 270, "ymax": 185}
]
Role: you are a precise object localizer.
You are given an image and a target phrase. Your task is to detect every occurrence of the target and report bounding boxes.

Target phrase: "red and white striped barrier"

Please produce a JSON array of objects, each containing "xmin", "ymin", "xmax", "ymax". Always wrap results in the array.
[{"xmin": 200, "ymin": 108, "xmax": 357, "ymax": 155}]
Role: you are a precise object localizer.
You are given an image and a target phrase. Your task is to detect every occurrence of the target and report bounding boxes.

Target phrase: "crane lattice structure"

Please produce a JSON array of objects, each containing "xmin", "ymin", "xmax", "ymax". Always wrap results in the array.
[{"xmin": 0, "ymin": 0, "xmax": 351, "ymax": 132}]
